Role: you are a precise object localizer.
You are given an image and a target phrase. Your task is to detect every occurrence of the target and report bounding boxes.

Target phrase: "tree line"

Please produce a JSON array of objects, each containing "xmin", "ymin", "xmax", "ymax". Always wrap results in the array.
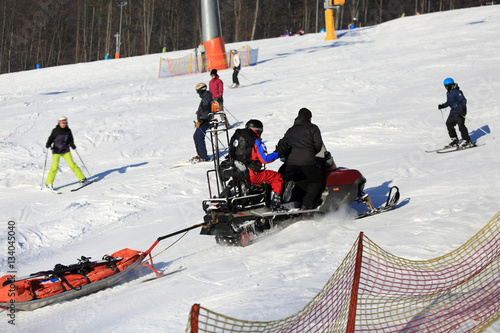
[{"xmin": 0, "ymin": 0, "xmax": 483, "ymax": 74}]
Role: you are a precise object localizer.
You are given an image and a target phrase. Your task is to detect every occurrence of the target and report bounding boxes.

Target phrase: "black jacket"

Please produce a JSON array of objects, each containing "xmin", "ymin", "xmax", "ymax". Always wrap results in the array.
[
  {"xmin": 46, "ymin": 125, "xmax": 75, "ymax": 154},
  {"xmin": 283, "ymin": 114, "xmax": 323, "ymax": 166},
  {"xmin": 196, "ymin": 90, "xmax": 213, "ymax": 126}
]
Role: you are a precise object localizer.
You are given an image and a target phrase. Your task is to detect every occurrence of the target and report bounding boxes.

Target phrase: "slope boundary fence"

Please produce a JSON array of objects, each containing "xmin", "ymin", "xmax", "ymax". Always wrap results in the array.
[
  {"xmin": 159, "ymin": 46, "xmax": 259, "ymax": 78},
  {"xmin": 185, "ymin": 211, "xmax": 500, "ymax": 332}
]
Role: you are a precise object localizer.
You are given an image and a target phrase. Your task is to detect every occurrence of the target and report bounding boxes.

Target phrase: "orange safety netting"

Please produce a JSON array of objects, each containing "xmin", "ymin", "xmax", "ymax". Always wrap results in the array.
[
  {"xmin": 186, "ymin": 211, "xmax": 500, "ymax": 333},
  {"xmin": 159, "ymin": 46, "xmax": 259, "ymax": 78}
]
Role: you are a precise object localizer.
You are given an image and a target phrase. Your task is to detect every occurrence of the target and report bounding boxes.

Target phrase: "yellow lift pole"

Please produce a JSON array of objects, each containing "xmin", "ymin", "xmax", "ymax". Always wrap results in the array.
[{"xmin": 324, "ymin": 0, "xmax": 346, "ymax": 41}]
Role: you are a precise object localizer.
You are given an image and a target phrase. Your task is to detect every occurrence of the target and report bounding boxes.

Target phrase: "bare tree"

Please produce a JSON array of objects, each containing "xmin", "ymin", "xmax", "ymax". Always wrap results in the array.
[
  {"xmin": 233, "ymin": 0, "xmax": 242, "ymax": 42},
  {"xmin": 251, "ymin": 0, "xmax": 259, "ymax": 41},
  {"xmin": 139, "ymin": 0, "xmax": 155, "ymax": 54}
]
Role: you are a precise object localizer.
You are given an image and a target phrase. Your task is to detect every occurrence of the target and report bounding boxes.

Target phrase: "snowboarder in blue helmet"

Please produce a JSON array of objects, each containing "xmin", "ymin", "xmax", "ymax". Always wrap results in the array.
[{"xmin": 438, "ymin": 78, "xmax": 472, "ymax": 148}]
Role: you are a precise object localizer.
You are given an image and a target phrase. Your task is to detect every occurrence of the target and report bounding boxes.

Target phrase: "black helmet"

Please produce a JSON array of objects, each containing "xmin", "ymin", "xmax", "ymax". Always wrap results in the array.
[{"xmin": 246, "ymin": 119, "xmax": 263, "ymax": 136}]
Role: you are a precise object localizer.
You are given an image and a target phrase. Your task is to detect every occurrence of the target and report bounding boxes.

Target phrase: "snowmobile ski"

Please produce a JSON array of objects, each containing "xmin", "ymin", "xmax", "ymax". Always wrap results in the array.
[
  {"xmin": 70, "ymin": 179, "xmax": 94, "ymax": 192},
  {"xmin": 142, "ymin": 266, "xmax": 186, "ymax": 282},
  {"xmin": 356, "ymin": 186, "xmax": 400, "ymax": 219},
  {"xmin": 250, "ymin": 207, "xmax": 320, "ymax": 218}
]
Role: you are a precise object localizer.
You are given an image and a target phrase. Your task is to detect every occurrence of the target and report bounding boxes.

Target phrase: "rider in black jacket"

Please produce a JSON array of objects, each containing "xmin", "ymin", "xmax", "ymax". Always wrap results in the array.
[
  {"xmin": 191, "ymin": 83, "xmax": 213, "ymax": 162},
  {"xmin": 280, "ymin": 108, "xmax": 324, "ymax": 210}
]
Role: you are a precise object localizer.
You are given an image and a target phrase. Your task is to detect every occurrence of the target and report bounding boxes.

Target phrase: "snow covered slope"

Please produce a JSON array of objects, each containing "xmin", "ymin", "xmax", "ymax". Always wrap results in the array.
[{"xmin": 1, "ymin": 5, "xmax": 499, "ymax": 332}]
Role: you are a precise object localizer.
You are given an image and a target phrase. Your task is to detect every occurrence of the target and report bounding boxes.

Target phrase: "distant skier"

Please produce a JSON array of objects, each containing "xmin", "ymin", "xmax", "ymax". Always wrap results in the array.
[
  {"xmin": 191, "ymin": 83, "xmax": 212, "ymax": 163},
  {"xmin": 230, "ymin": 49, "xmax": 241, "ymax": 88},
  {"xmin": 209, "ymin": 69, "xmax": 224, "ymax": 108},
  {"xmin": 45, "ymin": 116, "xmax": 88, "ymax": 190},
  {"xmin": 438, "ymin": 78, "xmax": 472, "ymax": 148}
]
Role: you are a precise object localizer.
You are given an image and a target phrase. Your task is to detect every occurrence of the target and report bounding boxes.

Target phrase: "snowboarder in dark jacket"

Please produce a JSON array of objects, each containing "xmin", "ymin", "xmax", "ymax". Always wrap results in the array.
[
  {"xmin": 280, "ymin": 108, "xmax": 324, "ymax": 210},
  {"xmin": 191, "ymin": 82, "xmax": 213, "ymax": 162},
  {"xmin": 45, "ymin": 116, "xmax": 87, "ymax": 190},
  {"xmin": 438, "ymin": 78, "xmax": 472, "ymax": 148}
]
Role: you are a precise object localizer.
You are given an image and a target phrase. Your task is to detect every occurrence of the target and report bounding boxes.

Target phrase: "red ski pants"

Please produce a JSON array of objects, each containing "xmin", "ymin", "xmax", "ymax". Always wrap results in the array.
[{"xmin": 248, "ymin": 169, "xmax": 283, "ymax": 195}]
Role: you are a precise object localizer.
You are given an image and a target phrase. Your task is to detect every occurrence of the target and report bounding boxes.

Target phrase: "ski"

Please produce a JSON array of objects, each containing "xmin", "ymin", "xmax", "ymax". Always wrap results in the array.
[
  {"xmin": 425, "ymin": 147, "xmax": 455, "ymax": 153},
  {"xmin": 426, "ymin": 143, "xmax": 484, "ymax": 154},
  {"xmin": 356, "ymin": 186, "xmax": 400, "ymax": 219},
  {"xmin": 170, "ymin": 162, "xmax": 193, "ymax": 168},
  {"xmin": 142, "ymin": 266, "xmax": 186, "ymax": 282},
  {"xmin": 436, "ymin": 143, "xmax": 484, "ymax": 154},
  {"xmin": 71, "ymin": 180, "xmax": 94, "ymax": 192},
  {"xmin": 41, "ymin": 186, "xmax": 62, "ymax": 194}
]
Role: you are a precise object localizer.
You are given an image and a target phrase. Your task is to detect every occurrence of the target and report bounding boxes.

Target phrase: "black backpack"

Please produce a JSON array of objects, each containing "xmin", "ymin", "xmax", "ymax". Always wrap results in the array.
[
  {"xmin": 230, "ymin": 128, "xmax": 252, "ymax": 164},
  {"xmin": 229, "ymin": 128, "xmax": 260, "ymax": 172}
]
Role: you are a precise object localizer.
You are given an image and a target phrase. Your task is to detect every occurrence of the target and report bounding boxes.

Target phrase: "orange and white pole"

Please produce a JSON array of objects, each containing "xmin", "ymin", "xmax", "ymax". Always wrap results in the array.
[{"xmin": 201, "ymin": 0, "xmax": 228, "ymax": 71}]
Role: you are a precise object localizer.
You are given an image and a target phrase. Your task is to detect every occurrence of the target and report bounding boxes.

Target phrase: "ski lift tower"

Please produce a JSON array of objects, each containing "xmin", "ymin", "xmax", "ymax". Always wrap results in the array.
[
  {"xmin": 115, "ymin": 1, "xmax": 127, "ymax": 59},
  {"xmin": 201, "ymin": 0, "xmax": 228, "ymax": 71},
  {"xmin": 324, "ymin": 0, "xmax": 345, "ymax": 40}
]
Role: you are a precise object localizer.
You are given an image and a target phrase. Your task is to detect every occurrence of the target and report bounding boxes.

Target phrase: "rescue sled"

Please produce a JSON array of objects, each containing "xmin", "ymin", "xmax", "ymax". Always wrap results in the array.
[
  {"xmin": 0, "ymin": 225, "xmax": 201, "ymax": 311},
  {"xmin": 199, "ymin": 114, "xmax": 400, "ymax": 246}
]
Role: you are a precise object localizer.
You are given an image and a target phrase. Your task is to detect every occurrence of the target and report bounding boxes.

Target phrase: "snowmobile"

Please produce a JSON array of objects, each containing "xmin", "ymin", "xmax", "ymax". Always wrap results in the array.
[{"xmin": 199, "ymin": 113, "xmax": 400, "ymax": 246}]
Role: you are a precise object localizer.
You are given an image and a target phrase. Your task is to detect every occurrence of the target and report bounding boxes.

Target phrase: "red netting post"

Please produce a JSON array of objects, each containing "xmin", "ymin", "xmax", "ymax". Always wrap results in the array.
[
  {"xmin": 189, "ymin": 303, "xmax": 200, "ymax": 333},
  {"xmin": 346, "ymin": 232, "xmax": 364, "ymax": 333}
]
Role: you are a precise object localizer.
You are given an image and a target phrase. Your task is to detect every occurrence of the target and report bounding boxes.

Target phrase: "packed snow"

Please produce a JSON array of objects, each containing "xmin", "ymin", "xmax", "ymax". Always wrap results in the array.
[{"xmin": 1, "ymin": 5, "xmax": 499, "ymax": 332}]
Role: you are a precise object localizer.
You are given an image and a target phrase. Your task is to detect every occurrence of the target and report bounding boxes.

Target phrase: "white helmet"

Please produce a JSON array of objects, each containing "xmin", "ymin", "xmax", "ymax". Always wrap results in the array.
[{"xmin": 58, "ymin": 116, "xmax": 68, "ymax": 122}]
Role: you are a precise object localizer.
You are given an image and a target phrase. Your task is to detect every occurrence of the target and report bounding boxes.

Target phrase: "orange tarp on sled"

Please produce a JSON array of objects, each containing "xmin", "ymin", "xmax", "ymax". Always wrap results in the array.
[{"xmin": 0, "ymin": 248, "xmax": 142, "ymax": 304}]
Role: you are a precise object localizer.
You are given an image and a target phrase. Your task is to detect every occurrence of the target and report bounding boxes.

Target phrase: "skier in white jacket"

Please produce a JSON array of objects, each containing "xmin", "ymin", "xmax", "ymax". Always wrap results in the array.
[{"xmin": 231, "ymin": 49, "xmax": 241, "ymax": 88}]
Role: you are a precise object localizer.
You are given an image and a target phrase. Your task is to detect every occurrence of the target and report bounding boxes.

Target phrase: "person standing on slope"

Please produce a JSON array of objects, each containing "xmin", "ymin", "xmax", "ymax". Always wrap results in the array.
[
  {"xmin": 191, "ymin": 82, "xmax": 213, "ymax": 163},
  {"xmin": 45, "ymin": 116, "xmax": 88, "ymax": 190},
  {"xmin": 209, "ymin": 69, "xmax": 224, "ymax": 108},
  {"xmin": 438, "ymin": 78, "xmax": 472, "ymax": 148},
  {"xmin": 230, "ymin": 49, "xmax": 241, "ymax": 88}
]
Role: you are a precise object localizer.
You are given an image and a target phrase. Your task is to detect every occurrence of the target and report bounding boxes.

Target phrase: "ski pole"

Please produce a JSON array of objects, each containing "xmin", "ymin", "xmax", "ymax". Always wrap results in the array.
[
  {"xmin": 462, "ymin": 116, "xmax": 491, "ymax": 137},
  {"xmin": 239, "ymin": 72, "xmax": 252, "ymax": 84},
  {"xmin": 74, "ymin": 149, "xmax": 93, "ymax": 178},
  {"xmin": 195, "ymin": 122, "xmax": 227, "ymax": 151},
  {"xmin": 41, "ymin": 149, "xmax": 49, "ymax": 188},
  {"xmin": 223, "ymin": 105, "xmax": 240, "ymax": 123}
]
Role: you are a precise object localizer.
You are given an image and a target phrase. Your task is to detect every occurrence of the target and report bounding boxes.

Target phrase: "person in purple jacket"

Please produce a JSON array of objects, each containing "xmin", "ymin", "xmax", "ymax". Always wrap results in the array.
[
  {"xmin": 45, "ymin": 116, "xmax": 87, "ymax": 190},
  {"xmin": 438, "ymin": 78, "xmax": 472, "ymax": 148}
]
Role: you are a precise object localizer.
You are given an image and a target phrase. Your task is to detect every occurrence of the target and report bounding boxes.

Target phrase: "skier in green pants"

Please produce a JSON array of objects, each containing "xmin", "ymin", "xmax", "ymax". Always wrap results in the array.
[{"xmin": 45, "ymin": 116, "xmax": 88, "ymax": 190}]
